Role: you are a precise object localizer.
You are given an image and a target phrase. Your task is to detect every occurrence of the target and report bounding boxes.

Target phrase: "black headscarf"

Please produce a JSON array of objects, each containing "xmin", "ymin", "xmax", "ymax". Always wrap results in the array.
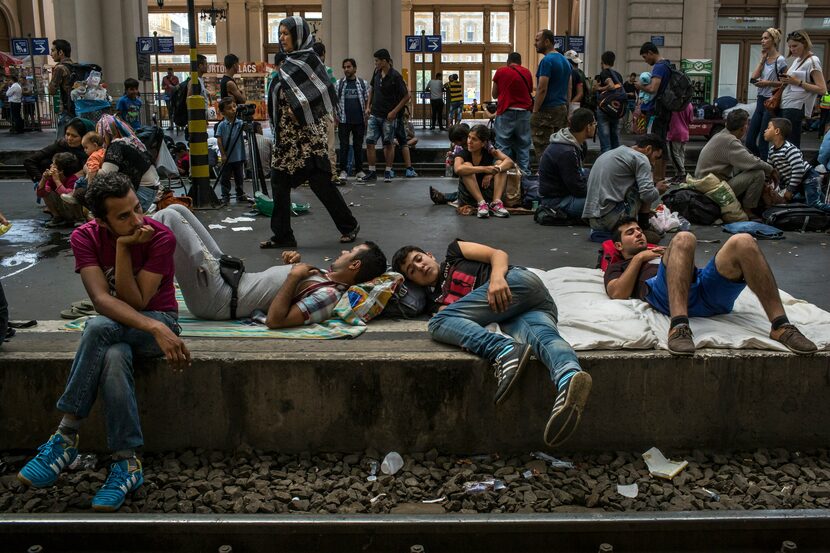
[{"xmin": 270, "ymin": 16, "xmax": 337, "ymax": 126}]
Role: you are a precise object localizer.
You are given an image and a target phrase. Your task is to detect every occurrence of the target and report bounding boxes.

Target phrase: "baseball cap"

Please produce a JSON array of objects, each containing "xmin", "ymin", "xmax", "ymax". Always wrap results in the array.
[{"xmin": 564, "ymin": 50, "xmax": 583, "ymax": 65}]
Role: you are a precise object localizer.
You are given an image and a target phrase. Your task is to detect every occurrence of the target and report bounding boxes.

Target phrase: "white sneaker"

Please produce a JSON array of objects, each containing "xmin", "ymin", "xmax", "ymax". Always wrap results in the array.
[
  {"xmin": 355, "ymin": 171, "xmax": 366, "ymax": 179},
  {"xmin": 339, "ymin": 171, "xmax": 348, "ymax": 181},
  {"xmin": 476, "ymin": 201, "xmax": 490, "ymax": 218}
]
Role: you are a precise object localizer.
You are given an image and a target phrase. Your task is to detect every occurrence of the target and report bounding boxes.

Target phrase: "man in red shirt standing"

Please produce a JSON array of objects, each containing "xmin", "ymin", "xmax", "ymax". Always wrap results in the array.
[
  {"xmin": 492, "ymin": 52, "xmax": 534, "ymax": 175},
  {"xmin": 161, "ymin": 68, "xmax": 180, "ymax": 130}
]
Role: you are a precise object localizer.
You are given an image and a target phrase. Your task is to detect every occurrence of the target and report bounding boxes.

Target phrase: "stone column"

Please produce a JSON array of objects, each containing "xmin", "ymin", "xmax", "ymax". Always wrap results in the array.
[
  {"xmin": 53, "ymin": 0, "xmax": 78, "ymax": 56},
  {"xmin": 74, "ymin": 0, "xmax": 104, "ymax": 66},
  {"xmin": 247, "ymin": 0, "xmax": 266, "ymax": 63},
  {"xmin": 349, "ymin": 0, "xmax": 375, "ymax": 78},
  {"xmin": 781, "ymin": 2, "xmax": 808, "ymax": 37},
  {"xmin": 514, "ymin": 0, "xmax": 533, "ymax": 76},
  {"xmin": 222, "ymin": 0, "xmax": 249, "ymax": 60},
  {"xmin": 322, "ymin": 0, "xmax": 400, "ymax": 81}
]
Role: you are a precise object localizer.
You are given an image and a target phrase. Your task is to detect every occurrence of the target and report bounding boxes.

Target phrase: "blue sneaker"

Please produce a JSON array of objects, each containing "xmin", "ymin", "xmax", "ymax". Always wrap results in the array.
[
  {"xmin": 92, "ymin": 458, "xmax": 144, "ymax": 512},
  {"xmin": 18, "ymin": 432, "xmax": 79, "ymax": 488},
  {"xmin": 405, "ymin": 167, "xmax": 418, "ymax": 178}
]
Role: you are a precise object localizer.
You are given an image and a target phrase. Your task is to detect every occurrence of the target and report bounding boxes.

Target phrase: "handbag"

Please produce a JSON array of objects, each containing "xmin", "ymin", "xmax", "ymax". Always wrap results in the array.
[{"xmin": 764, "ymin": 85, "xmax": 784, "ymax": 113}]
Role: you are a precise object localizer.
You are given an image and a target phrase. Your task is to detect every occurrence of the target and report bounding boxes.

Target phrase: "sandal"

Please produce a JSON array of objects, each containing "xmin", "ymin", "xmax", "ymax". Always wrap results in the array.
[
  {"xmin": 260, "ymin": 238, "xmax": 297, "ymax": 249},
  {"xmin": 339, "ymin": 224, "xmax": 360, "ymax": 244}
]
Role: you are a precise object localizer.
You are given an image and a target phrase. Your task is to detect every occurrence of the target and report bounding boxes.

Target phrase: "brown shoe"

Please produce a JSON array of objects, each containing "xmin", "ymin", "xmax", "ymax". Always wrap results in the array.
[
  {"xmin": 667, "ymin": 324, "xmax": 695, "ymax": 356},
  {"xmin": 770, "ymin": 324, "xmax": 818, "ymax": 355}
]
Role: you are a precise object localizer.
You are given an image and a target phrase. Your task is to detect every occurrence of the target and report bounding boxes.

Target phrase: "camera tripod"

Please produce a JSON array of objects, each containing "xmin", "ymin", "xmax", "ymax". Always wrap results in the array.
[{"xmin": 213, "ymin": 117, "xmax": 269, "ymax": 201}]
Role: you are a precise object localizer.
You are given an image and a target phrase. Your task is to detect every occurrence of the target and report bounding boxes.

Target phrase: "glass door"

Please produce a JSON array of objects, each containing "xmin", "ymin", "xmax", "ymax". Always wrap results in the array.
[{"xmin": 717, "ymin": 42, "xmax": 741, "ymax": 100}]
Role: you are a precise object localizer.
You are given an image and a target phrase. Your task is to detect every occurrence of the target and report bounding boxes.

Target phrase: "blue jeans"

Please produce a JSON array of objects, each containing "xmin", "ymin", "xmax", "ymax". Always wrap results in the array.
[
  {"xmin": 801, "ymin": 168, "xmax": 830, "ymax": 212},
  {"xmin": 587, "ymin": 186, "xmax": 641, "ymax": 232},
  {"xmin": 428, "ymin": 268, "xmax": 581, "ymax": 386},
  {"xmin": 494, "ymin": 110, "xmax": 532, "ymax": 175},
  {"xmin": 136, "ymin": 186, "xmax": 156, "ymax": 213},
  {"xmin": 540, "ymin": 195, "xmax": 586, "ymax": 219},
  {"xmin": 596, "ymin": 109, "xmax": 621, "ymax": 154},
  {"xmin": 56, "ymin": 312, "xmax": 181, "ymax": 451},
  {"xmin": 746, "ymin": 96, "xmax": 774, "ymax": 160},
  {"xmin": 448, "ymin": 102, "xmax": 463, "ymax": 123}
]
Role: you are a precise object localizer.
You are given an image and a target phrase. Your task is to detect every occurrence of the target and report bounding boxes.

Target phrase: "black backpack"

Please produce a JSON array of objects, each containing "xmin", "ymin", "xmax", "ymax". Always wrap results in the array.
[
  {"xmin": 135, "ymin": 126, "xmax": 165, "ymax": 160},
  {"xmin": 379, "ymin": 282, "xmax": 428, "ymax": 319},
  {"xmin": 662, "ymin": 188, "xmax": 721, "ymax": 225},
  {"xmin": 170, "ymin": 78, "xmax": 191, "ymax": 128},
  {"xmin": 657, "ymin": 62, "xmax": 693, "ymax": 112},
  {"xmin": 763, "ymin": 204, "xmax": 830, "ymax": 231}
]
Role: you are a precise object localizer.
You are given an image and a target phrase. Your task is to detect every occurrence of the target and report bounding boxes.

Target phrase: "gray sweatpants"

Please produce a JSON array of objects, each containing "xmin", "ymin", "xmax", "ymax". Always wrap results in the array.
[{"xmin": 153, "ymin": 204, "xmax": 290, "ymax": 319}]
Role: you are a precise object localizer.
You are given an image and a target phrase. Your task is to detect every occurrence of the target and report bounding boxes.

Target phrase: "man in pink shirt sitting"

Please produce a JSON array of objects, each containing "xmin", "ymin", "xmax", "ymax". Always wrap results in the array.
[{"xmin": 18, "ymin": 173, "xmax": 191, "ymax": 512}]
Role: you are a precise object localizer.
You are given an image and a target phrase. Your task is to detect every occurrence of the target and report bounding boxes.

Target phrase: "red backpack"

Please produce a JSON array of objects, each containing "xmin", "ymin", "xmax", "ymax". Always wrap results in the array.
[{"xmin": 596, "ymin": 240, "xmax": 658, "ymax": 272}]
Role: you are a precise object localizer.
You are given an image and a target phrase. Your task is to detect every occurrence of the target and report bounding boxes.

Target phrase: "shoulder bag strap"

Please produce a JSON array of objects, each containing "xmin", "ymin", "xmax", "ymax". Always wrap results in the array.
[{"xmin": 509, "ymin": 65, "xmax": 533, "ymax": 96}]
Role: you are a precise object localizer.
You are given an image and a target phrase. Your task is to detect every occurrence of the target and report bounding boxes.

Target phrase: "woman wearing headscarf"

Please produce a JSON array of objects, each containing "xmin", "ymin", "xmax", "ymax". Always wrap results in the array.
[
  {"xmin": 746, "ymin": 28, "xmax": 787, "ymax": 160},
  {"xmin": 24, "ymin": 117, "xmax": 91, "ymax": 186},
  {"xmin": 95, "ymin": 114, "xmax": 160, "ymax": 211},
  {"xmin": 260, "ymin": 15, "xmax": 359, "ymax": 249}
]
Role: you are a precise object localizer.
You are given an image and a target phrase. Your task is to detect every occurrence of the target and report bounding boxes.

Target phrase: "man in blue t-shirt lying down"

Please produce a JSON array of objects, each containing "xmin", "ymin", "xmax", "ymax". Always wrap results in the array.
[
  {"xmin": 604, "ymin": 217, "xmax": 817, "ymax": 356},
  {"xmin": 392, "ymin": 239, "xmax": 591, "ymax": 448}
]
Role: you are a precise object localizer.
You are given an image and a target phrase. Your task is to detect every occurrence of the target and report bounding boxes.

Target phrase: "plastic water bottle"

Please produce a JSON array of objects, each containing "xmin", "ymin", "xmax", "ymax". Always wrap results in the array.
[{"xmin": 380, "ymin": 452, "xmax": 404, "ymax": 475}]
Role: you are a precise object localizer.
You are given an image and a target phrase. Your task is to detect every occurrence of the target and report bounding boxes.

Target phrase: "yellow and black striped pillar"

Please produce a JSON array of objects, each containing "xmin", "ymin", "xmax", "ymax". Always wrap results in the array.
[{"xmin": 185, "ymin": 0, "xmax": 219, "ymax": 208}]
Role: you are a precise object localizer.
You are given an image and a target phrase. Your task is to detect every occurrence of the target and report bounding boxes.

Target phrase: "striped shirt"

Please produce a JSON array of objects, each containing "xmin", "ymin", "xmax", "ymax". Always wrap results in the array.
[
  {"xmin": 446, "ymin": 80, "xmax": 463, "ymax": 103},
  {"xmin": 336, "ymin": 76, "xmax": 369, "ymax": 124},
  {"xmin": 768, "ymin": 141, "xmax": 810, "ymax": 193}
]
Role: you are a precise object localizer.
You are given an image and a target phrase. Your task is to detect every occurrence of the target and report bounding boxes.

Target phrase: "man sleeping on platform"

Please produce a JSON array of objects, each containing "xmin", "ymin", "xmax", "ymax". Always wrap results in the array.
[
  {"xmin": 603, "ymin": 217, "xmax": 817, "ymax": 356},
  {"xmin": 392, "ymin": 238, "xmax": 591, "ymax": 448},
  {"xmin": 153, "ymin": 204, "xmax": 387, "ymax": 329}
]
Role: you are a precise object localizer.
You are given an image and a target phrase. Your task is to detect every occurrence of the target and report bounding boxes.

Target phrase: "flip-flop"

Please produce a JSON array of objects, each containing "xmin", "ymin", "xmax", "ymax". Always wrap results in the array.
[
  {"xmin": 260, "ymin": 238, "xmax": 297, "ymax": 249},
  {"xmin": 339, "ymin": 224, "xmax": 360, "ymax": 244}
]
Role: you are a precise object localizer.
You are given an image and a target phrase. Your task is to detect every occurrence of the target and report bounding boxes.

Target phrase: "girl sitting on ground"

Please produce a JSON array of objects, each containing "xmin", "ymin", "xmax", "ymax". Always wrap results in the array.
[
  {"xmin": 453, "ymin": 124, "xmax": 515, "ymax": 218},
  {"xmin": 36, "ymin": 152, "xmax": 85, "ymax": 227}
]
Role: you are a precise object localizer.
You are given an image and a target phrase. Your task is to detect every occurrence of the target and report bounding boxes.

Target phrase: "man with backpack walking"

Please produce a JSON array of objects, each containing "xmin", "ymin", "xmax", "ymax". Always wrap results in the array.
[
  {"xmin": 636, "ymin": 42, "xmax": 693, "ymax": 179},
  {"xmin": 49, "ymin": 39, "xmax": 75, "ymax": 139}
]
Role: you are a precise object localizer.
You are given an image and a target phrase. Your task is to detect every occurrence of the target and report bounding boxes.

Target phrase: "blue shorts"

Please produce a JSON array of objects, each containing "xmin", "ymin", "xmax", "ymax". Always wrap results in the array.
[
  {"xmin": 644, "ymin": 257, "xmax": 746, "ymax": 318},
  {"xmin": 366, "ymin": 115, "xmax": 396, "ymax": 146}
]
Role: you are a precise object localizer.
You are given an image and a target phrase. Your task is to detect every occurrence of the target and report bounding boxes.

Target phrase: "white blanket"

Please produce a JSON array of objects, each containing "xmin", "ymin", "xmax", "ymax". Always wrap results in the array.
[{"xmin": 526, "ymin": 267, "xmax": 830, "ymax": 352}]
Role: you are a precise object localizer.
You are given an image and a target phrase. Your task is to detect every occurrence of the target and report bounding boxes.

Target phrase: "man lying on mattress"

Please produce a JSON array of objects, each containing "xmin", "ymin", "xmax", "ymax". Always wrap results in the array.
[
  {"xmin": 604, "ymin": 217, "xmax": 817, "ymax": 356},
  {"xmin": 392, "ymin": 238, "xmax": 591, "ymax": 448},
  {"xmin": 153, "ymin": 205, "xmax": 387, "ymax": 328}
]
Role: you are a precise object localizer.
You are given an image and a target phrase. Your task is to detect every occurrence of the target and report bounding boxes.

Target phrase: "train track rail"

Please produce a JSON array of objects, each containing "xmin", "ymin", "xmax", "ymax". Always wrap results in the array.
[{"xmin": 2, "ymin": 510, "xmax": 830, "ymax": 552}]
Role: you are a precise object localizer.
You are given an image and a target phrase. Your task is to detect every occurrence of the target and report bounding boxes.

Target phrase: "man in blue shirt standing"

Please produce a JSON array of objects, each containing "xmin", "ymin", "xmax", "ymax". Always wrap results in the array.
[
  {"xmin": 336, "ymin": 58, "xmax": 370, "ymax": 180},
  {"xmin": 531, "ymin": 29, "xmax": 572, "ymax": 162}
]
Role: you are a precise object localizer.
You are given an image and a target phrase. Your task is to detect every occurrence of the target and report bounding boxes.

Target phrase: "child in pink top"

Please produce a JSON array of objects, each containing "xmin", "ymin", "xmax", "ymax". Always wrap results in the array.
[
  {"xmin": 666, "ymin": 102, "xmax": 694, "ymax": 178},
  {"xmin": 36, "ymin": 151, "xmax": 84, "ymax": 227}
]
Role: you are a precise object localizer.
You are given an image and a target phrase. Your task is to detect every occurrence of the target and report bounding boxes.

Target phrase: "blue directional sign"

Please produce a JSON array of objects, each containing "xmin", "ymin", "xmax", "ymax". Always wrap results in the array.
[
  {"xmin": 31, "ymin": 38, "xmax": 50, "ymax": 55},
  {"xmin": 553, "ymin": 36, "xmax": 565, "ymax": 53},
  {"xmin": 11, "ymin": 38, "xmax": 29, "ymax": 56},
  {"xmin": 156, "ymin": 36, "xmax": 174, "ymax": 54},
  {"xmin": 137, "ymin": 37, "xmax": 156, "ymax": 54},
  {"xmin": 405, "ymin": 35, "xmax": 423, "ymax": 53},
  {"xmin": 650, "ymin": 35, "xmax": 665, "ymax": 47},
  {"xmin": 424, "ymin": 35, "xmax": 442, "ymax": 53}
]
